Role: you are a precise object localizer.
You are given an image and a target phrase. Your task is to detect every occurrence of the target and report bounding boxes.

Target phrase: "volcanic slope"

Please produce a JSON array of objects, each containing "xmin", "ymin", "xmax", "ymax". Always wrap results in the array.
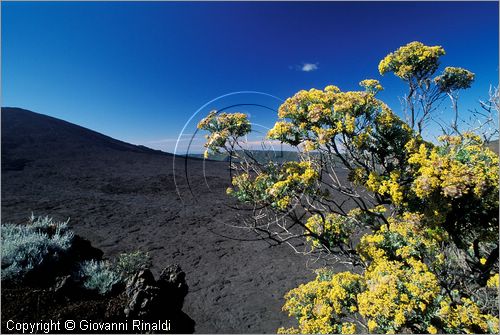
[{"xmin": 1, "ymin": 107, "xmax": 316, "ymax": 333}]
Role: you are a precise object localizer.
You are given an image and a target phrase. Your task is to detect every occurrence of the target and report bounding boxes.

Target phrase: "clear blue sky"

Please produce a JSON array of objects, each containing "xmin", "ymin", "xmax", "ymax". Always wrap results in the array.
[{"xmin": 2, "ymin": 1, "xmax": 498, "ymax": 153}]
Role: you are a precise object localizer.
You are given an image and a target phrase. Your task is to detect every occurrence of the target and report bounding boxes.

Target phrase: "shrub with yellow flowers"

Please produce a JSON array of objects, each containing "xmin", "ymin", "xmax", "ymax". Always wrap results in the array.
[
  {"xmin": 227, "ymin": 161, "xmax": 319, "ymax": 210},
  {"xmin": 278, "ymin": 270, "xmax": 365, "ymax": 334},
  {"xmin": 198, "ymin": 41, "xmax": 499, "ymax": 333},
  {"xmin": 406, "ymin": 132, "xmax": 499, "ymax": 249},
  {"xmin": 378, "ymin": 41, "xmax": 445, "ymax": 81},
  {"xmin": 197, "ymin": 110, "xmax": 251, "ymax": 158}
]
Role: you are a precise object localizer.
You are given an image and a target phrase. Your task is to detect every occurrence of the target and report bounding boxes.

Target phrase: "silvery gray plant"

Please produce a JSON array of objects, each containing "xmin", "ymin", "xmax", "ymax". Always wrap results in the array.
[{"xmin": 1, "ymin": 214, "xmax": 74, "ymax": 281}]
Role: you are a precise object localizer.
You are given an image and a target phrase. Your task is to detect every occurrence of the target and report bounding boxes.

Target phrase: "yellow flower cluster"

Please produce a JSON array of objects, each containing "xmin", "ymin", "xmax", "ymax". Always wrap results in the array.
[
  {"xmin": 333, "ymin": 91, "xmax": 380, "ymax": 119},
  {"xmin": 267, "ymin": 162, "xmax": 319, "ymax": 209},
  {"xmin": 358, "ymin": 212, "xmax": 445, "ymax": 262},
  {"xmin": 437, "ymin": 297, "xmax": 499, "ymax": 333},
  {"xmin": 281, "ymin": 210, "xmax": 459, "ymax": 334},
  {"xmin": 282, "ymin": 213, "xmax": 448, "ymax": 334},
  {"xmin": 267, "ymin": 121, "xmax": 295, "ymax": 141},
  {"xmin": 354, "ymin": 213, "xmax": 447, "ymax": 333},
  {"xmin": 277, "ymin": 88, "xmax": 336, "ymax": 120},
  {"xmin": 267, "ymin": 84, "xmax": 388, "ymax": 149},
  {"xmin": 379, "ymin": 41, "xmax": 445, "ymax": 80},
  {"xmin": 305, "ymin": 213, "xmax": 352, "ymax": 250},
  {"xmin": 408, "ymin": 134, "xmax": 499, "ymax": 199},
  {"xmin": 340, "ymin": 322, "xmax": 356, "ymax": 334},
  {"xmin": 487, "ymin": 273, "xmax": 499, "ymax": 288},
  {"xmin": 427, "ymin": 325, "xmax": 438, "ymax": 334},
  {"xmin": 277, "ymin": 327, "xmax": 300, "ymax": 334},
  {"xmin": 359, "ymin": 79, "xmax": 384, "ymax": 93},
  {"xmin": 357, "ymin": 258, "xmax": 440, "ymax": 333},
  {"xmin": 280, "ymin": 271, "xmax": 364, "ymax": 334},
  {"xmin": 281, "ymin": 203, "xmax": 498, "ymax": 334},
  {"xmin": 375, "ymin": 105, "xmax": 397, "ymax": 128},
  {"xmin": 365, "ymin": 170, "xmax": 404, "ymax": 205},
  {"xmin": 434, "ymin": 67, "xmax": 475, "ymax": 92},
  {"xmin": 302, "ymin": 140, "xmax": 318, "ymax": 153},
  {"xmin": 197, "ymin": 110, "xmax": 251, "ymax": 157},
  {"xmin": 229, "ymin": 161, "xmax": 319, "ymax": 210}
]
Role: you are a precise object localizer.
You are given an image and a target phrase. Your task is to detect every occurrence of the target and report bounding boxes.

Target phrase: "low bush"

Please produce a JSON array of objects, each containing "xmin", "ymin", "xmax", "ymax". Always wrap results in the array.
[
  {"xmin": 78, "ymin": 250, "xmax": 152, "ymax": 295},
  {"xmin": 114, "ymin": 250, "xmax": 152, "ymax": 278},
  {"xmin": 78, "ymin": 259, "xmax": 122, "ymax": 295},
  {"xmin": 1, "ymin": 214, "xmax": 74, "ymax": 281},
  {"xmin": 1, "ymin": 213, "xmax": 154, "ymax": 296}
]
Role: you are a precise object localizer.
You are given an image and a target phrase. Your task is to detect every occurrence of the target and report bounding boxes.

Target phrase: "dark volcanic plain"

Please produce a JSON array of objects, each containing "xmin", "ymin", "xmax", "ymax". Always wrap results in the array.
[{"xmin": 1, "ymin": 107, "xmax": 318, "ymax": 333}]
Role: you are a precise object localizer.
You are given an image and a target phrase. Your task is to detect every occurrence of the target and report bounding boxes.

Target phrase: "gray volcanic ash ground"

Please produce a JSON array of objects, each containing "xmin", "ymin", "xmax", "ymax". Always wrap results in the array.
[{"xmin": 1, "ymin": 107, "xmax": 316, "ymax": 333}]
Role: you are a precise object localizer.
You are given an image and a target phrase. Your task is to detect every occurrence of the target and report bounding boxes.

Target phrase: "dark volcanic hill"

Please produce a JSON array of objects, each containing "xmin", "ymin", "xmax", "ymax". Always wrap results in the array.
[
  {"xmin": 1, "ymin": 107, "xmax": 315, "ymax": 333},
  {"xmin": 2, "ymin": 107, "xmax": 165, "ymax": 170}
]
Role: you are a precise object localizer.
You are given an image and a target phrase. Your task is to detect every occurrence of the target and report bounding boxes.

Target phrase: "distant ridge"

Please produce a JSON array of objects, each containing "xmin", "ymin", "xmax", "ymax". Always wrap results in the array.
[{"xmin": 1, "ymin": 107, "xmax": 169, "ymax": 170}]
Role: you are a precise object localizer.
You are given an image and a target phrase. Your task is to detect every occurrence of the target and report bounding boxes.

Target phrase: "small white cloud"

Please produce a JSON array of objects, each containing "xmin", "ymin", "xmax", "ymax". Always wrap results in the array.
[{"xmin": 301, "ymin": 63, "xmax": 318, "ymax": 72}]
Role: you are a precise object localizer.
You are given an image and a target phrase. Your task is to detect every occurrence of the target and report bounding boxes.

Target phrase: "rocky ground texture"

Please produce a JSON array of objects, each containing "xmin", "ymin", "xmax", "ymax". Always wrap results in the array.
[{"xmin": 1, "ymin": 108, "xmax": 318, "ymax": 333}]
